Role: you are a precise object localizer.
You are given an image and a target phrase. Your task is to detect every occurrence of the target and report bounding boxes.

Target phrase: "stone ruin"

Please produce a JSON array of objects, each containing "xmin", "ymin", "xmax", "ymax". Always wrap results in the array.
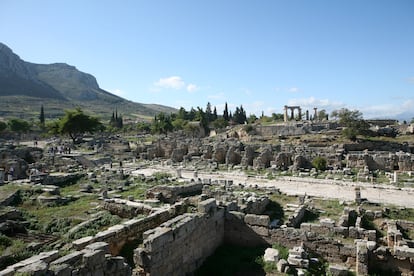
[
  {"xmin": 2, "ymin": 169, "xmax": 414, "ymax": 275},
  {"xmin": 1, "ymin": 130, "xmax": 414, "ymax": 275},
  {"xmin": 130, "ymin": 133, "xmax": 414, "ymax": 174}
]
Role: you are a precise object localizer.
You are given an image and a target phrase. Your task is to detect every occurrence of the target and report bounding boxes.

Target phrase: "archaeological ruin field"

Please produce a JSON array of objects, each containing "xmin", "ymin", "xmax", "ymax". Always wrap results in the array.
[{"xmin": 1, "ymin": 118, "xmax": 414, "ymax": 276}]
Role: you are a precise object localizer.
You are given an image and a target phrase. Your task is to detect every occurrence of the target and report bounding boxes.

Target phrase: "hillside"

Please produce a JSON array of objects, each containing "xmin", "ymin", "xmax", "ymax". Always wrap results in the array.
[{"xmin": 0, "ymin": 42, "xmax": 176, "ymax": 120}]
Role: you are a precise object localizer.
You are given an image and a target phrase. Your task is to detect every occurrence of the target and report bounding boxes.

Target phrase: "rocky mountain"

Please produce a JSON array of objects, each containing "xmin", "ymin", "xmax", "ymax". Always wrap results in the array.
[{"xmin": 0, "ymin": 42, "xmax": 176, "ymax": 120}]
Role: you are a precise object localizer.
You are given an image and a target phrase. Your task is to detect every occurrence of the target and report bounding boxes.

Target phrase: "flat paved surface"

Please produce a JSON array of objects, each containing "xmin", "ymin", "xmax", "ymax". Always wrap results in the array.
[{"xmin": 134, "ymin": 165, "xmax": 414, "ymax": 208}]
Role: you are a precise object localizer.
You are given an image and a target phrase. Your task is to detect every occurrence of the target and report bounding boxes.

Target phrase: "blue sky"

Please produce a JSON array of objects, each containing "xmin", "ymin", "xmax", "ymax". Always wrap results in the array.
[{"xmin": 1, "ymin": 0, "xmax": 414, "ymax": 119}]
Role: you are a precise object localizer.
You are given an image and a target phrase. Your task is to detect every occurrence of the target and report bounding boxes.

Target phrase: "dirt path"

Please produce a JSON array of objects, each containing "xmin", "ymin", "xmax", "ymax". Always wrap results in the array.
[{"xmin": 134, "ymin": 165, "xmax": 414, "ymax": 208}]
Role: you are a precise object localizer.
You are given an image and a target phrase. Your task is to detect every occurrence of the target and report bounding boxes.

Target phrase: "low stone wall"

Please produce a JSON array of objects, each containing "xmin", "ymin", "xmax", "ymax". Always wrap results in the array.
[
  {"xmin": 72, "ymin": 201, "xmax": 187, "ymax": 255},
  {"xmin": 0, "ymin": 190, "xmax": 19, "ymax": 206},
  {"xmin": 224, "ymin": 211, "xmax": 270, "ymax": 247},
  {"xmin": 134, "ymin": 199, "xmax": 225, "ymax": 276},
  {"xmin": 102, "ymin": 198, "xmax": 153, "ymax": 218},
  {"xmin": 146, "ymin": 183, "xmax": 203, "ymax": 203},
  {"xmin": 0, "ymin": 242, "xmax": 131, "ymax": 276},
  {"xmin": 42, "ymin": 172, "xmax": 85, "ymax": 186}
]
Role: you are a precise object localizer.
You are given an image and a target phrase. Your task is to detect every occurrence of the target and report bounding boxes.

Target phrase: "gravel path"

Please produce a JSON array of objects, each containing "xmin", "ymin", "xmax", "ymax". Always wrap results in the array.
[{"xmin": 134, "ymin": 165, "xmax": 414, "ymax": 208}]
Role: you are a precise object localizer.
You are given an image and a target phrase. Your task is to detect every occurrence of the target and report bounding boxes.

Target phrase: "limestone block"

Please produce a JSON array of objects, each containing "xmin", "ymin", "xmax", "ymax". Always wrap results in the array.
[
  {"xmin": 300, "ymin": 223, "xmax": 311, "ymax": 232},
  {"xmin": 94, "ymin": 229, "xmax": 116, "ymax": 241},
  {"xmin": 277, "ymin": 259, "xmax": 288, "ymax": 272},
  {"xmin": 82, "ymin": 249, "xmax": 106, "ymax": 268},
  {"xmin": 394, "ymin": 246, "xmax": 414, "ymax": 259},
  {"xmin": 51, "ymin": 250, "xmax": 83, "ymax": 266},
  {"xmin": 0, "ymin": 267, "xmax": 16, "ymax": 276},
  {"xmin": 366, "ymin": 241, "xmax": 377, "ymax": 251},
  {"xmin": 348, "ymin": 227, "xmax": 359, "ymax": 238},
  {"xmin": 144, "ymin": 227, "xmax": 174, "ymax": 251},
  {"xmin": 320, "ymin": 218, "xmax": 335, "ymax": 228},
  {"xmin": 49, "ymin": 263, "xmax": 72, "ymax": 276},
  {"xmin": 198, "ymin": 198, "xmax": 217, "ymax": 214},
  {"xmin": 244, "ymin": 214, "xmax": 270, "ymax": 227},
  {"xmin": 337, "ymin": 215, "xmax": 348, "ymax": 227},
  {"xmin": 85, "ymin": 242, "xmax": 110, "ymax": 254},
  {"xmin": 366, "ymin": 230, "xmax": 376, "ymax": 241},
  {"xmin": 16, "ymin": 260, "xmax": 48, "ymax": 276},
  {"xmin": 250, "ymin": 225, "xmax": 269, "ymax": 236},
  {"xmin": 334, "ymin": 226, "xmax": 349, "ymax": 237},
  {"xmin": 134, "ymin": 248, "xmax": 149, "ymax": 268},
  {"xmin": 356, "ymin": 241, "xmax": 368, "ymax": 275},
  {"xmin": 264, "ymin": 248, "xmax": 280, "ymax": 262},
  {"xmin": 289, "ymin": 246, "xmax": 306, "ymax": 259},
  {"xmin": 329, "ymin": 264, "xmax": 349, "ymax": 276}
]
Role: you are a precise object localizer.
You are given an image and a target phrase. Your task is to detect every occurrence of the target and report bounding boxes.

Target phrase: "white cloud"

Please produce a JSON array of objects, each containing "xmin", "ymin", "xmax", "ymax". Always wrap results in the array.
[
  {"xmin": 186, "ymin": 83, "xmax": 198, "ymax": 92},
  {"xmin": 288, "ymin": 87, "xmax": 299, "ymax": 93},
  {"xmin": 154, "ymin": 76, "xmax": 185, "ymax": 90}
]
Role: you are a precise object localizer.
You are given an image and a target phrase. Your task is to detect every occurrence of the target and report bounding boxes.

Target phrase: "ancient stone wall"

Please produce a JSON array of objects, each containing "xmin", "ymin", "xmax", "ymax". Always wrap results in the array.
[
  {"xmin": 134, "ymin": 198, "xmax": 225, "ymax": 276},
  {"xmin": 145, "ymin": 182, "xmax": 203, "ymax": 203},
  {"xmin": 0, "ymin": 242, "xmax": 131, "ymax": 276},
  {"xmin": 72, "ymin": 201, "xmax": 187, "ymax": 255}
]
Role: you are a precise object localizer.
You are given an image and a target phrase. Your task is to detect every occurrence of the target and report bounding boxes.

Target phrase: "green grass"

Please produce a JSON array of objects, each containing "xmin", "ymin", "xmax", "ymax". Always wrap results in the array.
[
  {"xmin": 384, "ymin": 206, "xmax": 414, "ymax": 221},
  {"xmin": 312, "ymin": 199, "xmax": 351, "ymax": 221},
  {"xmin": 20, "ymin": 194, "xmax": 98, "ymax": 226}
]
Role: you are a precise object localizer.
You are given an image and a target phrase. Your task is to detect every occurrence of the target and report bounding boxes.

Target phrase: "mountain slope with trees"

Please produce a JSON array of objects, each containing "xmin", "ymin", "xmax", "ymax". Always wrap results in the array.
[{"xmin": 0, "ymin": 42, "xmax": 176, "ymax": 120}]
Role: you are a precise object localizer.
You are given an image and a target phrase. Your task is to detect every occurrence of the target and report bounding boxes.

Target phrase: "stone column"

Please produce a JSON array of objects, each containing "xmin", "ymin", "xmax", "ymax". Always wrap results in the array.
[
  {"xmin": 298, "ymin": 108, "xmax": 302, "ymax": 121},
  {"xmin": 284, "ymin": 106, "xmax": 288, "ymax": 122},
  {"xmin": 393, "ymin": 171, "xmax": 398, "ymax": 183},
  {"xmin": 290, "ymin": 108, "xmax": 294, "ymax": 120},
  {"xmin": 306, "ymin": 110, "xmax": 309, "ymax": 121},
  {"xmin": 176, "ymin": 169, "xmax": 182, "ymax": 178},
  {"xmin": 0, "ymin": 168, "xmax": 4, "ymax": 184},
  {"xmin": 356, "ymin": 241, "xmax": 368, "ymax": 275},
  {"xmin": 355, "ymin": 187, "xmax": 361, "ymax": 204},
  {"xmin": 313, "ymin": 108, "xmax": 318, "ymax": 121}
]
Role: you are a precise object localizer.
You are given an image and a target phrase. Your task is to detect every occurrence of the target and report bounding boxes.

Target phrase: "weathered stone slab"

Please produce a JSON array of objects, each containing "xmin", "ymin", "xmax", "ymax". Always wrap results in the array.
[{"xmin": 244, "ymin": 214, "xmax": 270, "ymax": 227}]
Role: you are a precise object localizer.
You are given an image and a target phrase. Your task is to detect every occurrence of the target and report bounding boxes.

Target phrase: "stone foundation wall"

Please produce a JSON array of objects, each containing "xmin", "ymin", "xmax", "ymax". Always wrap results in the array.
[
  {"xmin": 224, "ymin": 211, "xmax": 270, "ymax": 247},
  {"xmin": 146, "ymin": 183, "xmax": 203, "ymax": 203},
  {"xmin": 0, "ymin": 242, "xmax": 131, "ymax": 276},
  {"xmin": 134, "ymin": 199, "xmax": 225, "ymax": 276},
  {"xmin": 72, "ymin": 201, "xmax": 187, "ymax": 255}
]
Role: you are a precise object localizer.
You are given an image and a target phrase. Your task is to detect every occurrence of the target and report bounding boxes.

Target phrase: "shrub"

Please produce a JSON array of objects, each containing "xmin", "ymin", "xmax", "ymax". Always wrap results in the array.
[{"xmin": 312, "ymin": 156, "xmax": 327, "ymax": 171}]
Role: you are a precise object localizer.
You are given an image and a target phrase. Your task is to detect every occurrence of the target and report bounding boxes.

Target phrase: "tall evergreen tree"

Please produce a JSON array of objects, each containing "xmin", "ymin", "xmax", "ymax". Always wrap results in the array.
[
  {"xmin": 213, "ymin": 106, "xmax": 218, "ymax": 121},
  {"xmin": 39, "ymin": 105, "xmax": 45, "ymax": 127},
  {"xmin": 223, "ymin": 102, "xmax": 229, "ymax": 121},
  {"xmin": 206, "ymin": 102, "xmax": 212, "ymax": 122}
]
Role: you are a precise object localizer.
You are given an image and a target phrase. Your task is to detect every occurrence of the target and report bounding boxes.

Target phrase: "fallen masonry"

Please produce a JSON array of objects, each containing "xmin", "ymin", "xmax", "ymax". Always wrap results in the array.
[{"xmin": 2, "ymin": 174, "xmax": 414, "ymax": 275}]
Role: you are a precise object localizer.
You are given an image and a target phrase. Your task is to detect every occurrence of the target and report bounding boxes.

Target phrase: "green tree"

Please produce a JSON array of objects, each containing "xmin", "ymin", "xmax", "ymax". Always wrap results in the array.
[
  {"xmin": 8, "ymin": 118, "xmax": 31, "ymax": 134},
  {"xmin": 247, "ymin": 114, "xmax": 258, "ymax": 124},
  {"xmin": 0, "ymin": 121, "xmax": 7, "ymax": 132},
  {"xmin": 223, "ymin": 102, "xmax": 229, "ymax": 121},
  {"xmin": 39, "ymin": 105, "xmax": 45, "ymax": 127},
  {"xmin": 331, "ymin": 108, "xmax": 370, "ymax": 140},
  {"xmin": 58, "ymin": 108, "xmax": 103, "ymax": 143},
  {"xmin": 151, "ymin": 112, "xmax": 173, "ymax": 134},
  {"xmin": 233, "ymin": 105, "xmax": 247, "ymax": 124},
  {"xmin": 136, "ymin": 121, "xmax": 151, "ymax": 133},
  {"xmin": 212, "ymin": 117, "xmax": 228, "ymax": 129},
  {"xmin": 271, "ymin": 113, "xmax": 284, "ymax": 121},
  {"xmin": 312, "ymin": 156, "xmax": 327, "ymax": 171},
  {"xmin": 318, "ymin": 109, "xmax": 328, "ymax": 121},
  {"xmin": 205, "ymin": 102, "xmax": 213, "ymax": 123},
  {"xmin": 213, "ymin": 107, "xmax": 218, "ymax": 121}
]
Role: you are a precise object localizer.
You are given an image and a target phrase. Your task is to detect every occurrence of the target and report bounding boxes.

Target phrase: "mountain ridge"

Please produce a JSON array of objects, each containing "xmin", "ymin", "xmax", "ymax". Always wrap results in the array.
[{"xmin": 0, "ymin": 42, "xmax": 176, "ymax": 120}]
